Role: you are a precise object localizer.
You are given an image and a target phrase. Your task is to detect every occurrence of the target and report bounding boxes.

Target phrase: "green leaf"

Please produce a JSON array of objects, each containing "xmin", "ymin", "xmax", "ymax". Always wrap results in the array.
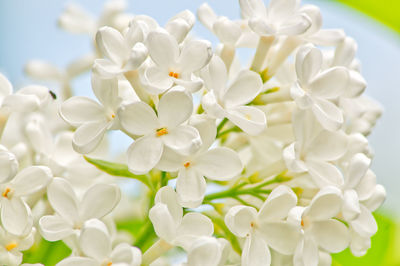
[
  {"xmin": 334, "ymin": 0, "xmax": 400, "ymax": 34},
  {"xmin": 84, "ymin": 156, "xmax": 152, "ymax": 189},
  {"xmin": 23, "ymin": 239, "xmax": 71, "ymax": 265}
]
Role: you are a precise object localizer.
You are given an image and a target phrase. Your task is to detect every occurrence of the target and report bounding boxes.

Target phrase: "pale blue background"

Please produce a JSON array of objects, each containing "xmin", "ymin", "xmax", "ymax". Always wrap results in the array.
[{"xmin": 0, "ymin": 0, "xmax": 399, "ymax": 212}]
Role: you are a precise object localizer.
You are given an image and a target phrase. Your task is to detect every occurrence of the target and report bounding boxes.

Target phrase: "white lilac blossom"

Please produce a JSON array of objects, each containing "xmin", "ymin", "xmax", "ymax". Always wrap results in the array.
[{"xmin": 0, "ymin": 0, "xmax": 386, "ymax": 265}]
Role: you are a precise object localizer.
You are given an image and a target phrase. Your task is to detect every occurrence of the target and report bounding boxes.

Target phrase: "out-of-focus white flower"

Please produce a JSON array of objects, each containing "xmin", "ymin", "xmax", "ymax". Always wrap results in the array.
[
  {"xmin": 1, "ymin": 166, "xmax": 51, "ymax": 235},
  {"xmin": 289, "ymin": 186, "xmax": 349, "ymax": 266},
  {"xmin": 118, "ymin": 87, "xmax": 201, "ymax": 174},
  {"xmin": 143, "ymin": 31, "xmax": 212, "ymax": 94},
  {"xmin": 291, "ymin": 45, "xmax": 349, "ymax": 131},
  {"xmin": 239, "ymin": 0, "xmax": 312, "ymax": 37},
  {"xmin": 39, "ymin": 178, "xmax": 120, "ymax": 242},
  {"xmin": 59, "ymin": 75, "xmax": 121, "ymax": 154},
  {"xmin": 225, "ymin": 186, "xmax": 300, "ymax": 266},
  {"xmin": 56, "ymin": 219, "xmax": 141, "ymax": 266},
  {"xmin": 283, "ymin": 109, "xmax": 348, "ymax": 187},
  {"xmin": 0, "ymin": 226, "xmax": 36, "ymax": 266},
  {"xmin": 201, "ymin": 56, "xmax": 266, "ymax": 135},
  {"xmin": 165, "ymin": 10, "xmax": 195, "ymax": 44},
  {"xmin": 182, "ymin": 236, "xmax": 230, "ymax": 266},
  {"xmin": 149, "ymin": 186, "xmax": 214, "ymax": 250},
  {"xmin": 157, "ymin": 116, "xmax": 243, "ymax": 207}
]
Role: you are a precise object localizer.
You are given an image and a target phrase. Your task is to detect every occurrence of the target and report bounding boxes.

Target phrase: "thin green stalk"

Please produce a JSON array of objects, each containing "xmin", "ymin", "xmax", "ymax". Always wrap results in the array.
[
  {"xmin": 217, "ymin": 118, "xmax": 228, "ymax": 134},
  {"xmin": 217, "ymin": 126, "xmax": 240, "ymax": 138}
]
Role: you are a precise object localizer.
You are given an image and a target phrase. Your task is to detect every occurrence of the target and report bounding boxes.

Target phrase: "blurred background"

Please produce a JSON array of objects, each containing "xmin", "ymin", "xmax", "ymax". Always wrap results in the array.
[{"xmin": 0, "ymin": 0, "xmax": 399, "ymax": 265}]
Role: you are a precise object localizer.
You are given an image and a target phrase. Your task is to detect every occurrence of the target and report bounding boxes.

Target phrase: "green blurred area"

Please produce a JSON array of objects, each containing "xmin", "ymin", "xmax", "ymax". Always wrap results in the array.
[{"xmin": 336, "ymin": 0, "xmax": 400, "ymax": 34}]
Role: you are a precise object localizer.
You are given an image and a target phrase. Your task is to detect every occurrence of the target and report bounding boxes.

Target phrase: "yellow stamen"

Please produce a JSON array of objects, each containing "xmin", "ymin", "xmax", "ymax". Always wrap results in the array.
[
  {"xmin": 156, "ymin": 128, "xmax": 168, "ymax": 137},
  {"xmin": 6, "ymin": 242, "xmax": 17, "ymax": 251},
  {"xmin": 107, "ymin": 263, "xmax": 112, "ymax": 266},
  {"xmin": 111, "ymin": 114, "xmax": 115, "ymax": 118},
  {"xmin": 245, "ymin": 114, "xmax": 252, "ymax": 120},
  {"xmin": 168, "ymin": 71, "xmax": 179, "ymax": 79},
  {"xmin": 184, "ymin": 162, "xmax": 191, "ymax": 168},
  {"xmin": 2, "ymin": 188, "xmax": 11, "ymax": 198}
]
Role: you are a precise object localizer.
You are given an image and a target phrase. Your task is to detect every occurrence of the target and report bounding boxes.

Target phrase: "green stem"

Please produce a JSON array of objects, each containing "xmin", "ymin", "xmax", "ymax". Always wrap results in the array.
[
  {"xmin": 216, "ymin": 118, "xmax": 228, "ymax": 134},
  {"xmin": 134, "ymin": 220, "xmax": 156, "ymax": 249},
  {"xmin": 217, "ymin": 126, "xmax": 240, "ymax": 138}
]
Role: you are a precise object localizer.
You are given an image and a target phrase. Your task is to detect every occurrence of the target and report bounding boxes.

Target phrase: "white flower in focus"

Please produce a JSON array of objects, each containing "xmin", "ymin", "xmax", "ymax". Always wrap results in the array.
[
  {"xmin": 39, "ymin": 178, "xmax": 121, "ymax": 242},
  {"xmin": 201, "ymin": 56, "xmax": 266, "ymax": 135},
  {"xmin": 93, "ymin": 25, "xmax": 148, "ymax": 78},
  {"xmin": 149, "ymin": 186, "xmax": 214, "ymax": 250},
  {"xmin": 1, "ymin": 166, "xmax": 51, "ymax": 235},
  {"xmin": 165, "ymin": 10, "xmax": 196, "ymax": 44},
  {"xmin": 118, "ymin": 87, "xmax": 202, "ymax": 174},
  {"xmin": 289, "ymin": 186, "xmax": 349, "ymax": 266},
  {"xmin": 291, "ymin": 45, "xmax": 349, "ymax": 131},
  {"xmin": 239, "ymin": 0, "xmax": 312, "ymax": 36},
  {"xmin": 157, "ymin": 116, "xmax": 243, "ymax": 208},
  {"xmin": 59, "ymin": 75, "xmax": 121, "ymax": 154},
  {"xmin": 56, "ymin": 219, "xmax": 141, "ymax": 266},
  {"xmin": 283, "ymin": 109, "xmax": 347, "ymax": 188},
  {"xmin": 225, "ymin": 185, "xmax": 300, "ymax": 266},
  {"xmin": 143, "ymin": 31, "xmax": 212, "ymax": 94},
  {"xmin": 0, "ymin": 226, "xmax": 36, "ymax": 266}
]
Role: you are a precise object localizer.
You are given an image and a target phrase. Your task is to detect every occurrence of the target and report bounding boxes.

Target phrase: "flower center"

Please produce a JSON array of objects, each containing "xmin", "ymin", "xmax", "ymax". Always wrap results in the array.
[
  {"xmin": 101, "ymin": 259, "xmax": 112, "ymax": 266},
  {"xmin": 5, "ymin": 242, "xmax": 18, "ymax": 251},
  {"xmin": 183, "ymin": 162, "xmax": 191, "ymax": 168},
  {"xmin": 2, "ymin": 187, "xmax": 12, "ymax": 199},
  {"xmin": 156, "ymin": 127, "xmax": 168, "ymax": 137},
  {"xmin": 301, "ymin": 216, "xmax": 311, "ymax": 229},
  {"xmin": 168, "ymin": 71, "xmax": 179, "ymax": 79}
]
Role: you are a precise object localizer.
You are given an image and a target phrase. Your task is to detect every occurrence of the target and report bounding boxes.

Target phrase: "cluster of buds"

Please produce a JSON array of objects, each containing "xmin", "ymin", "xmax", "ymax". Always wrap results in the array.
[{"xmin": 0, "ymin": 0, "xmax": 385, "ymax": 265}]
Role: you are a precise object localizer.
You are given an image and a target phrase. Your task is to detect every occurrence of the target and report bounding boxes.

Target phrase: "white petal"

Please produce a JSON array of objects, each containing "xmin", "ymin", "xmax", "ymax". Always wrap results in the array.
[
  {"xmin": 295, "ymin": 45, "xmax": 322, "ymax": 86},
  {"xmin": 0, "ymin": 151, "xmax": 18, "ymax": 183},
  {"xmin": 56, "ymin": 257, "xmax": 97, "ymax": 266},
  {"xmin": 72, "ymin": 121, "xmax": 109, "ymax": 154},
  {"xmin": 93, "ymin": 59, "xmax": 123, "ymax": 78},
  {"xmin": 189, "ymin": 115, "xmax": 217, "ymax": 151},
  {"xmin": 295, "ymin": 236, "xmax": 319, "ymax": 266},
  {"xmin": 147, "ymin": 31, "xmax": 179, "ymax": 69},
  {"xmin": 349, "ymin": 230, "xmax": 370, "ymax": 257},
  {"xmin": 176, "ymin": 169, "xmax": 207, "ymax": 208},
  {"xmin": 305, "ymin": 186, "xmax": 342, "ymax": 221},
  {"xmin": 277, "ymin": 14, "xmax": 312, "ymax": 36},
  {"xmin": 2, "ymin": 94, "xmax": 40, "ymax": 112},
  {"xmin": 283, "ymin": 143, "xmax": 308, "ymax": 173},
  {"xmin": 239, "ymin": 0, "xmax": 267, "ymax": 19},
  {"xmin": 127, "ymin": 136, "xmax": 163, "ymax": 175},
  {"xmin": 201, "ymin": 91, "xmax": 226, "ymax": 119},
  {"xmin": 362, "ymin": 184, "xmax": 386, "ymax": 212},
  {"xmin": 144, "ymin": 66, "xmax": 174, "ymax": 94},
  {"xmin": 309, "ymin": 67, "xmax": 348, "ymax": 99},
  {"xmin": 223, "ymin": 70, "xmax": 263, "ymax": 108},
  {"xmin": 226, "ymin": 106, "xmax": 267, "ymax": 135},
  {"xmin": 197, "ymin": 3, "xmax": 217, "ymax": 31},
  {"xmin": 344, "ymin": 153, "xmax": 371, "ymax": 189},
  {"xmin": 333, "ymin": 37, "xmax": 357, "ymax": 67},
  {"xmin": 355, "ymin": 169, "xmax": 377, "ymax": 201},
  {"xmin": 0, "ymin": 73, "xmax": 12, "ymax": 99},
  {"xmin": 345, "ymin": 70, "xmax": 366, "ymax": 98},
  {"xmin": 80, "ymin": 219, "xmax": 112, "ymax": 260},
  {"xmin": 39, "ymin": 215, "xmax": 74, "ymax": 241},
  {"xmin": 248, "ymin": 18, "xmax": 275, "ymax": 36},
  {"xmin": 306, "ymin": 29, "xmax": 345, "ymax": 46},
  {"xmin": 162, "ymin": 125, "xmax": 201, "ymax": 153},
  {"xmin": 96, "ymin": 26, "xmax": 129, "ymax": 65},
  {"xmin": 306, "ymin": 160, "xmax": 344, "ymax": 188},
  {"xmin": 178, "ymin": 40, "xmax": 212, "ymax": 73},
  {"xmin": 165, "ymin": 10, "xmax": 195, "ymax": 43},
  {"xmin": 175, "ymin": 212, "xmax": 214, "ymax": 250},
  {"xmin": 195, "ymin": 147, "xmax": 242, "ymax": 181},
  {"xmin": 307, "ymin": 130, "xmax": 348, "ymax": 161},
  {"xmin": 118, "ymin": 101, "xmax": 158, "ymax": 136},
  {"xmin": 342, "ymin": 189, "xmax": 361, "ymax": 221},
  {"xmin": 186, "ymin": 237, "xmax": 222, "ymax": 266},
  {"xmin": 259, "ymin": 222, "xmax": 300, "ymax": 255},
  {"xmin": 350, "ymin": 205, "xmax": 377, "ymax": 238},
  {"xmin": 312, "ymin": 219, "xmax": 350, "ymax": 253},
  {"xmin": 268, "ymin": 0, "xmax": 298, "ymax": 21},
  {"xmin": 201, "ymin": 56, "xmax": 228, "ymax": 95},
  {"xmin": 60, "ymin": 96, "xmax": 105, "ymax": 126},
  {"xmin": 1, "ymin": 198, "xmax": 32, "ymax": 235},
  {"xmin": 111, "ymin": 243, "xmax": 142, "ymax": 265},
  {"xmin": 47, "ymin": 178, "xmax": 79, "ymax": 223},
  {"xmin": 311, "ymin": 98, "xmax": 343, "ymax": 131},
  {"xmin": 158, "ymin": 88, "xmax": 193, "ymax": 128},
  {"xmin": 149, "ymin": 203, "xmax": 177, "ymax": 242},
  {"xmin": 242, "ymin": 233, "xmax": 271, "ymax": 266},
  {"xmin": 225, "ymin": 206, "xmax": 257, "ymax": 237},
  {"xmin": 213, "ymin": 17, "xmax": 242, "ymax": 44},
  {"xmin": 12, "ymin": 166, "xmax": 52, "ymax": 196},
  {"xmin": 258, "ymin": 185, "xmax": 297, "ymax": 221},
  {"xmin": 91, "ymin": 73, "xmax": 118, "ymax": 109},
  {"xmin": 156, "ymin": 147, "xmax": 185, "ymax": 172},
  {"xmin": 80, "ymin": 184, "xmax": 121, "ymax": 220},
  {"xmin": 154, "ymin": 186, "xmax": 183, "ymax": 225}
]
